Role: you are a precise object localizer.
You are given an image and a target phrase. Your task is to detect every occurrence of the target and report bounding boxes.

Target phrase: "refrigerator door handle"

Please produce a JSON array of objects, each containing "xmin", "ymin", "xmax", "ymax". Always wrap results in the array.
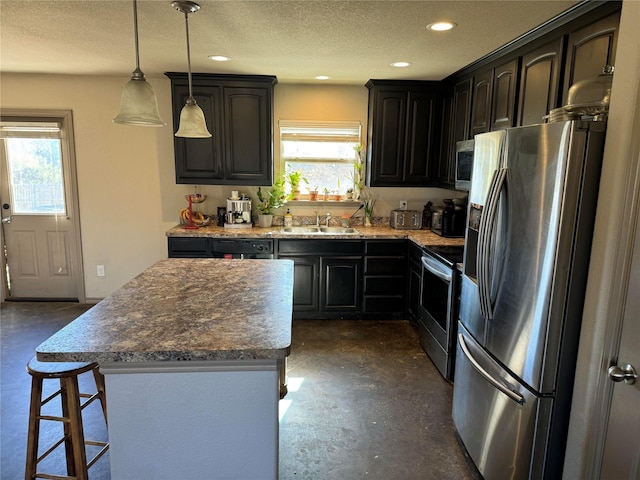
[
  {"xmin": 477, "ymin": 167, "xmax": 508, "ymax": 320},
  {"xmin": 457, "ymin": 332, "xmax": 525, "ymax": 405}
]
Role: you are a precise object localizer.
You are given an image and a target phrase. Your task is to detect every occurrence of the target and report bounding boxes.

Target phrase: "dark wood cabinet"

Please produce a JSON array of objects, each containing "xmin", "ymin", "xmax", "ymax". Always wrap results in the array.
[
  {"xmin": 362, "ymin": 240, "xmax": 407, "ymax": 316},
  {"xmin": 434, "ymin": 95, "xmax": 454, "ymax": 186},
  {"xmin": 562, "ymin": 11, "xmax": 620, "ymax": 105},
  {"xmin": 167, "ymin": 237, "xmax": 212, "ymax": 258},
  {"xmin": 277, "ymin": 239, "xmax": 363, "ymax": 318},
  {"xmin": 470, "ymin": 69, "xmax": 493, "ymax": 135},
  {"xmin": 407, "ymin": 243, "xmax": 424, "ymax": 325},
  {"xmin": 321, "ymin": 257, "xmax": 362, "ymax": 312},
  {"xmin": 491, "ymin": 59, "xmax": 519, "ymax": 131},
  {"xmin": 518, "ymin": 38, "xmax": 564, "ymax": 126},
  {"xmin": 166, "ymin": 73, "xmax": 276, "ymax": 186},
  {"xmin": 365, "ymin": 80, "xmax": 444, "ymax": 187},
  {"xmin": 278, "ymin": 255, "xmax": 319, "ymax": 312}
]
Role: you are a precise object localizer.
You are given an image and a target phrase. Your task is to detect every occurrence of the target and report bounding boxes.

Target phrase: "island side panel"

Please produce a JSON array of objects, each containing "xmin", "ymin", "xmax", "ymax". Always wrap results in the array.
[{"xmin": 102, "ymin": 360, "xmax": 280, "ymax": 480}]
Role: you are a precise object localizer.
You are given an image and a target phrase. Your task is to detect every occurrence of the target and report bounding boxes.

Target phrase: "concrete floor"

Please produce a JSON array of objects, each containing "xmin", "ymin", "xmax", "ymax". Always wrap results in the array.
[{"xmin": 1, "ymin": 302, "xmax": 480, "ymax": 480}]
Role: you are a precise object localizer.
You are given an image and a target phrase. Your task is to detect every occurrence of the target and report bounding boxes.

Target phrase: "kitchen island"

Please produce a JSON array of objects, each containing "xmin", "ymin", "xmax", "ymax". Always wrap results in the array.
[{"xmin": 37, "ymin": 258, "xmax": 293, "ymax": 480}]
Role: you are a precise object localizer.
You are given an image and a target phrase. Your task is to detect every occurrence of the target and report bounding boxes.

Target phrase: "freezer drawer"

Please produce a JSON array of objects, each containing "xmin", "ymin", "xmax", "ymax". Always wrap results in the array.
[{"xmin": 452, "ymin": 323, "xmax": 552, "ymax": 480}]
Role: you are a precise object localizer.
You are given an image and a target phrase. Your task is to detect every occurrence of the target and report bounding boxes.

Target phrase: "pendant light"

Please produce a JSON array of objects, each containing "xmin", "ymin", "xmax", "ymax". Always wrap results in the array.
[
  {"xmin": 172, "ymin": 1, "xmax": 212, "ymax": 138},
  {"xmin": 113, "ymin": 0, "xmax": 165, "ymax": 126}
]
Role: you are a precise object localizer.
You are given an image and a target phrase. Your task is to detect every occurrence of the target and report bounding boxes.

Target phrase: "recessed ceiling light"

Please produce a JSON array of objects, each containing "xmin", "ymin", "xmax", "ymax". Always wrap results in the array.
[
  {"xmin": 427, "ymin": 22, "xmax": 457, "ymax": 31},
  {"xmin": 208, "ymin": 55, "xmax": 230, "ymax": 62},
  {"xmin": 315, "ymin": 75, "xmax": 330, "ymax": 80},
  {"xmin": 391, "ymin": 61, "xmax": 412, "ymax": 68}
]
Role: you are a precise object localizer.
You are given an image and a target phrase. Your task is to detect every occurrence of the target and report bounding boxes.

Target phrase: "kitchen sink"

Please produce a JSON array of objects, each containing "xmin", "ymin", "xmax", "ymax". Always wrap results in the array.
[
  {"xmin": 280, "ymin": 226, "xmax": 359, "ymax": 235},
  {"xmin": 319, "ymin": 227, "xmax": 359, "ymax": 234}
]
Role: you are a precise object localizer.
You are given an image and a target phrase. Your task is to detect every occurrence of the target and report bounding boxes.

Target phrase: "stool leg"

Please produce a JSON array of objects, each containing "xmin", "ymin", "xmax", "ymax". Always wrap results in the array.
[
  {"xmin": 92, "ymin": 368, "xmax": 108, "ymax": 425},
  {"xmin": 25, "ymin": 376, "xmax": 43, "ymax": 480},
  {"xmin": 62, "ymin": 376, "xmax": 89, "ymax": 480}
]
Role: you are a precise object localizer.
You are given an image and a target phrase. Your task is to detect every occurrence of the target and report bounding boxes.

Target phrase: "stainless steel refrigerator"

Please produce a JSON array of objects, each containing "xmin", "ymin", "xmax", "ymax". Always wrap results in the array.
[{"xmin": 452, "ymin": 120, "xmax": 607, "ymax": 479}]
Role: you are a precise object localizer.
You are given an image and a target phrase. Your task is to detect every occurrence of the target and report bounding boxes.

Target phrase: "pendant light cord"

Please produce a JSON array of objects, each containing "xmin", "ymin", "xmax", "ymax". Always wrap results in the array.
[
  {"xmin": 183, "ymin": 10, "xmax": 194, "ymax": 99},
  {"xmin": 133, "ymin": 0, "xmax": 141, "ymax": 71}
]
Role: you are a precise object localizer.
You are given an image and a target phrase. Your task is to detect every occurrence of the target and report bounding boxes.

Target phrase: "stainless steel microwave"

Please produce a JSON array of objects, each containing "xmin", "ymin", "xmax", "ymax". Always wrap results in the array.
[{"xmin": 455, "ymin": 139, "xmax": 474, "ymax": 191}]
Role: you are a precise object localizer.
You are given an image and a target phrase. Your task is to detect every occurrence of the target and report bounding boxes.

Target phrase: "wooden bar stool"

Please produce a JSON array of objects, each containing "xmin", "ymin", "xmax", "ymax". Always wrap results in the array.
[{"xmin": 25, "ymin": 357, "xmax": 109, "ymax": 480}]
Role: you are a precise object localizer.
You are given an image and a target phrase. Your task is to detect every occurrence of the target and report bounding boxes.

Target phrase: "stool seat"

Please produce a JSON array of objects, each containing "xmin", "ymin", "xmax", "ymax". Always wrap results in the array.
[
  {"xmin": 24, "ymin": 356, "xmax": 108, "ymax": 480},
  {"xmin": 27, "ymin": 357, "xmax": 97, "ymax": 378}
]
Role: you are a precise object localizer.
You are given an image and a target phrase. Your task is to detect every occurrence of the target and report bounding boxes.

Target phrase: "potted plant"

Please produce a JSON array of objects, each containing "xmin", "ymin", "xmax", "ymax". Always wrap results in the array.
[
  {"xmin": 308, "ymin": 186, "xmax": 319, "ymax": 201},
  {"xmin": 322, "ymin": 187, "xmax": 330, "ymax": 201},
  {"xmin": 345, "ymin": 187, "xmax": 354, "ymax": 200},
  {"xmin": 361, "ymin": 188, "xmax": 377, "ymax": 227},
  {"xmin": 286, "ymin": 169, "xmax": 308, "ymax": 200},
  {"xmin": 352, "ymin": 145, "xmax": 365, "ymax": 199},
  {"xmin": 256, "ymin": 176, "xmax": 289, "ymax": 227}
]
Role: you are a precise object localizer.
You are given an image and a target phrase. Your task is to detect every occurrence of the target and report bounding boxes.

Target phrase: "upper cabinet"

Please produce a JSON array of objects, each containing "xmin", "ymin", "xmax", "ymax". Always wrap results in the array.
[
  {"xmin": 561, "ymin": 10, "xmax": 620, "ymax": 105},
  {"xmin": 441, "ymin": 2, "xmax": 621, "ymax": 191},
  {"xmin": 365, "ymin": 80, "xmax": 445, "ymax": 187},
  {"xmin": 166, "ymin": 73, "xmax": 277, "ymax": 186},
  {"xmin": 518, "ymin": 38, "xmax": 564, "ymax": 126}
]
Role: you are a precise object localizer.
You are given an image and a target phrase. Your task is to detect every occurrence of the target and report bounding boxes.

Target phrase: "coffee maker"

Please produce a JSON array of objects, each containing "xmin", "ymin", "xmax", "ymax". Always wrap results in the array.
[{"xmin": 224, "ymin": 191, "xmax": 253, "ymax": 229}]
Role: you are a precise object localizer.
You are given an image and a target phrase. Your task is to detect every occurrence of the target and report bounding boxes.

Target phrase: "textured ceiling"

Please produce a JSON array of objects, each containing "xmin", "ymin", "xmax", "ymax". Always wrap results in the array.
[{"xmin": 0, "ymin": 0, "xmax": 579, "ymax": 85}]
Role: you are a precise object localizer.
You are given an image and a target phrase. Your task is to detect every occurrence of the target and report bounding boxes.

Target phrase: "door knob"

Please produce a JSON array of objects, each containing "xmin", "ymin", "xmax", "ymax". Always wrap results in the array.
[{"xmin": 608, "ymin": 363, "xmax": 637, "ymax": 385}]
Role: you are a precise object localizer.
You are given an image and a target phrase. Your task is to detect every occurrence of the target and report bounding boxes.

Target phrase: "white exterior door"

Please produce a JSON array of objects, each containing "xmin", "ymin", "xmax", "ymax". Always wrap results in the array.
[
  {"xmin": 0, "ymin": 111, "xmax": 84, "ymax": 301},
  {"xmin": 600, "ymin": 209, "xmax": 640, "ymax": 479}
]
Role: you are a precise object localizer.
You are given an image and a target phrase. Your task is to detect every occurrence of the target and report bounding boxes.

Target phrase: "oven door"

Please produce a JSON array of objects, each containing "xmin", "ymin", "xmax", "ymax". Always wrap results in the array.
[{"xmin": 418, "ymin": 253, "xmax": 456, "ymax": 380}]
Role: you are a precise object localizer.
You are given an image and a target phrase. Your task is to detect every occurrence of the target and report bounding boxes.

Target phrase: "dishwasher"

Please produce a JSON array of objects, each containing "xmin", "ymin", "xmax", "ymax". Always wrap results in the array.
[{"xmin": 212, "ymin": 239, "xmax": 274, "ymax": 259}]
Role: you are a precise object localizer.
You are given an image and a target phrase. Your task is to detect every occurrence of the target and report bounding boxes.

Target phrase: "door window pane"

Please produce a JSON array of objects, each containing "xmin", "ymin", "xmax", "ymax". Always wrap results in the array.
[{"xmin": 5, "ymin": 137, "xmax": 66, "ymax": 214}]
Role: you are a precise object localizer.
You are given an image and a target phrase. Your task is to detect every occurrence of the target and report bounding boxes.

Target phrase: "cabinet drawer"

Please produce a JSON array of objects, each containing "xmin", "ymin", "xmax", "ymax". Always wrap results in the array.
[
  {"xmin": 365, "ymin": 240, "xmax": 406, "ymax": 256},
  {"xmin": 278, "ymin": 240, "xmax": 363, "ymax": 255},
  {"xmin": 363, "ymin": 296, "xmax": 405, "ymax": 313},
  {"xmin": 168, "ymin": 237, "xmax": 211, "ymax": 257},
  {"xmin": 364, "ymin": 276, "xmax": 405, "ymax": 295},
  {"xmin": 364, "ymin": 257, "xmax": 406, "ymax": 275}
]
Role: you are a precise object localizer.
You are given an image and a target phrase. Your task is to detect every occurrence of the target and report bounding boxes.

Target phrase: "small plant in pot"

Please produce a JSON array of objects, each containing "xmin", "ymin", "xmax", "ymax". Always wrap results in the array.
[
  {"xmin": 308, "ymin": 186, "xmax": 319, "ymax": 201},
  {"xmin": 286, "ymin": 169, "xmax": 308, "ymax": 200},
  {"xmin": 256, "ymin": 176, "xmax": 289, "ymax": 227}
]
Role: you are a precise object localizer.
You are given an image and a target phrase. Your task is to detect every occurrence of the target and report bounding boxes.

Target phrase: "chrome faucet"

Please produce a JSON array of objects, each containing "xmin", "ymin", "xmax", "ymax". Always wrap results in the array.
[
  {"xmin": 325, "ymin": 213, "xmax": 331, "ymax": 226},
  {"xmin": 314, "ymin": 211, "xmax": 320, "ymax": 226}
]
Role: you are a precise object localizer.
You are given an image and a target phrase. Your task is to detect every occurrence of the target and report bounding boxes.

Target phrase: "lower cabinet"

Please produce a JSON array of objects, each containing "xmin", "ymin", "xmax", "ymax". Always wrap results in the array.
[
  {"xmin": 407, "ymin": 243, "xmax": 424, "ymax": 325},
  {"xmin": 277, "ymin": 239, "xmax": 363, "ymax": 318},
  {"xmin": 362, "ymin": 240, "xmax": 407, "ymax": 317}
]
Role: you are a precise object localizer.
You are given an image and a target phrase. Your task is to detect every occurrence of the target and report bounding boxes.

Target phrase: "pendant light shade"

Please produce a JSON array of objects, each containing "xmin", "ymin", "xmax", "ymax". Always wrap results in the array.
[
  {"xmin": 113, "ymin": 0, "xmax": 165, "ymax": 127},
  {"xmin": 172, "ymin": 1, "xmax": 211, "ymax": 138}
]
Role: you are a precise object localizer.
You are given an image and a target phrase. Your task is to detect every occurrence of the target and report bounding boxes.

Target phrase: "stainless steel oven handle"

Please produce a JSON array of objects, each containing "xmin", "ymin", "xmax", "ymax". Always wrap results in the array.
[
  {"xmin": 421, "ymin": 256, "xmax": 452, "ymax": 282},
  {"xmin": 457, "ymin": 333, "xmax": 525, "ymax": 405}
]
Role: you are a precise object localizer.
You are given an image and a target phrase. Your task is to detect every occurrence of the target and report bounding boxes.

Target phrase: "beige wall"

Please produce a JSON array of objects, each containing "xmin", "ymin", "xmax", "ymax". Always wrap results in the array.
[{"xmin": 0, "ymin": 76, "xmax": 456, "ymax": 299}]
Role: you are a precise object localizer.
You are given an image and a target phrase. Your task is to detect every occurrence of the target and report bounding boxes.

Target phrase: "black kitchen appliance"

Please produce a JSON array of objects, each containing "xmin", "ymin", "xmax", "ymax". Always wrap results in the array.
[
  {"xmin": 431, "ymin": 200, "xmax": 466, "ymax": 238},
  {"xmin": 418, "ymin": 245, "xmax": 464, "ymax": 381}
]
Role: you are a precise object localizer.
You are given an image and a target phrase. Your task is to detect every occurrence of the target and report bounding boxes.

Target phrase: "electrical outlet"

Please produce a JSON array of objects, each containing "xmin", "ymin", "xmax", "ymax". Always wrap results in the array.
[
  {"xmin": 399, "ymin": 200, "xmax": 407, "ymax": 209},
  {"xmin": 96, "ymin": 265, "xmax": 105, "ymax": 277}
]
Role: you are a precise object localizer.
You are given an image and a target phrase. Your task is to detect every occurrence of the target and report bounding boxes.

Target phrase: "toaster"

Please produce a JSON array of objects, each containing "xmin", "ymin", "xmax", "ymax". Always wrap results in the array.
[{"xmin": 390, "ymin": 209, "xmax": 422, "ymax": 230}]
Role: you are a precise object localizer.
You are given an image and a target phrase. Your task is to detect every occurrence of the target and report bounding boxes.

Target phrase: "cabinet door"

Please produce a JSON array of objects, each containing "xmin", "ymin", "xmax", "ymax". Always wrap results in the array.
[
  {"xmin": 470, "ymin": 69, "xmax": 493, "ymax": 135},
  {"xmin": 405, "ymin": 90, "xmax": 439, "ymax": 184},
  {"xmin": 518, "ymin": 38, "xmax": 563, "ymax": 126},
  {"xmin": 321, "ymin": 256, "xmax": 362, "ymax": 311},
  {"xmin": 435, "ymin": 95, "xmax": 454, "ymax": 186},
  {"xmin": 279, "ymin": 255, "xmax": 319, "ymax": 312},
  {"xmin": 491, "ymin": 59, "xmax": 519, "ymax": 131},
  {"xmin": 562, "ymin": 11, "xmax": 620, "ymax": 105},
  {"xmin": 407, "ymin": 264, "xmax": 422, "ymax": 323},
  {"xmin": 222, "ymin": 86, "xmax": 273, "ymax": 186},
  {"xmin": 451, "ymin": 78, "xmax": 472, "ymax": 144},
  {"xmin": 172, "ymin": 85, "xmax": 224, "ymax": 184},
  {"xmin": 369, "ymin": 90, "xmax": 407, "ymax": 186}
]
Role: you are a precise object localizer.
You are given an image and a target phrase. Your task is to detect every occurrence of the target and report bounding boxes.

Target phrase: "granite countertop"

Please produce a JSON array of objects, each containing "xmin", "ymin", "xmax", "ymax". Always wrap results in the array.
[
  {"xmin": 37, "ymin": 258, "xmax": 293, "ymax": 363},
  {"xmin": 166, "ymin": 224, "xmax": 465, "ymax": 249}
]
